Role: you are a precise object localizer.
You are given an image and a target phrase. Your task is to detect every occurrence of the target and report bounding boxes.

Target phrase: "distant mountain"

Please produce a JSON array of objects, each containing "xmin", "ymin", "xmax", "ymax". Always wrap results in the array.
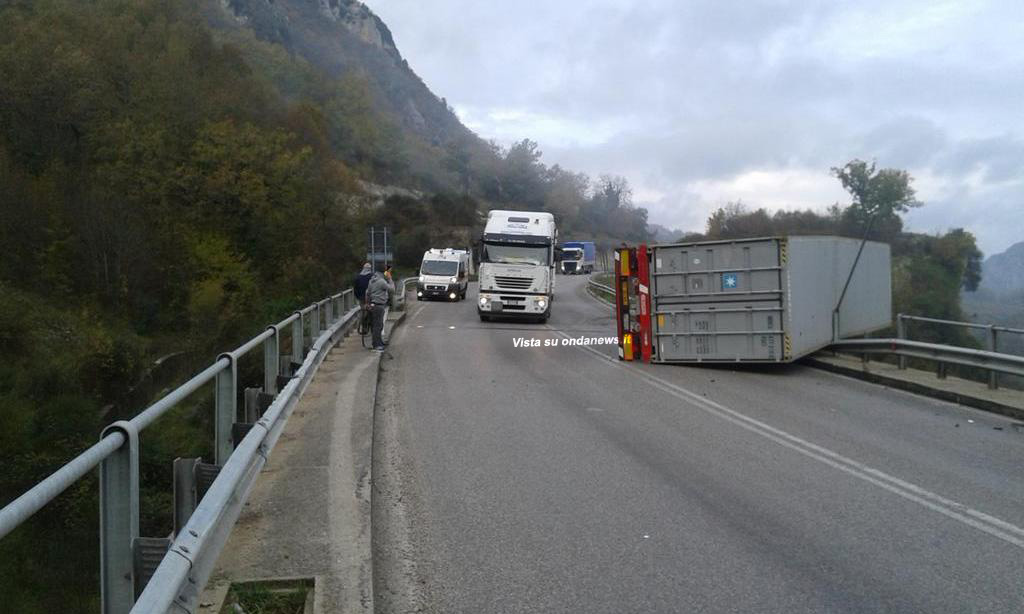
[
  {"xmin": 209, "ymin": 0, "xmax": 473, "ymax": 145},
  {"xmin": 979, "ymin": 241, "xmax": 1024, "ymax": 294}
]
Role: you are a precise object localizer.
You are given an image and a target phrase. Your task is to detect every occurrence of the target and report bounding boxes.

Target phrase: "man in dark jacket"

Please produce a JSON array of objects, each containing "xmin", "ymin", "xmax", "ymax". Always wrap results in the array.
[
  {"xmin": 366, "ymin": 268, "xmax": 395, "ymax": 351},
  {"xmin": 353, "ymin": 263, "xmax": 373, "ymax": 303}
]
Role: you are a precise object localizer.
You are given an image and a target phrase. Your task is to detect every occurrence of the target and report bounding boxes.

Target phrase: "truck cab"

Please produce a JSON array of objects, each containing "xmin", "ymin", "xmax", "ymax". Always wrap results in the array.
[
  {"xmin": 477, "ymin": 211, "xmax": 557, "ymax": 323},
  {"xmin": 417, "ymin": 248, "xmax": 471, "ymax": 301},
  {"xmin": 559, "ymin": 241, "xmax": 596, "ymax": 274}
]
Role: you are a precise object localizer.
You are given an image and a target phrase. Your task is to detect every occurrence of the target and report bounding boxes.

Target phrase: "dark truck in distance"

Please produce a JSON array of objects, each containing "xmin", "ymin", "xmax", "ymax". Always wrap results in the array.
[{"xmin": 559, "ymin": 241, "xmax": 596, "ymax": 274}]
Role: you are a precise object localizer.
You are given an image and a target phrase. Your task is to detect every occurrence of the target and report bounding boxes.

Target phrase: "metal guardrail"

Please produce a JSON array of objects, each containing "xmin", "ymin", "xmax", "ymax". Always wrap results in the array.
[
  {"xmin": 587, "ymin": 276, "xmax": 614, "ymax": 300},
  {"xmin": 830, "ymin": 338, "xmax": 1024, "ymax": 385},
  {"xmin": 896, "ymin": 313, "xmax": 1024, "ymax": 389},
  {"xmin": 392, "ymin": 276, "xmax": 418, "ymax": 310},
  {"xmin": 0, "ymin": 288, "xmax": 360, "ymax": 613}
]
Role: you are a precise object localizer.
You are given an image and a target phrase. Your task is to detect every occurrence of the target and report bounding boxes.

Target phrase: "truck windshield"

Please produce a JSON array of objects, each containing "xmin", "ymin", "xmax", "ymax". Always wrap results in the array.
[
  {"xmin": 421, "ymin": 260, "xmax": 458, "ymax": 276},
  {"xmin": 562, "ymin": 249, "xmax": 582, "ymax": 260},
  {"xmin": 483, "ymin": 243, "xmax": 549, "ymax": 266}
]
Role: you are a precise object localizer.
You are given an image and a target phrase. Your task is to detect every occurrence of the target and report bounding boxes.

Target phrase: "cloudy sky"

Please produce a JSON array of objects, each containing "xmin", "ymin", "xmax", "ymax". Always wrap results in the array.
[{"xmin": 368, "ymin": 0, "xmax": 1024, "ymax": 256}]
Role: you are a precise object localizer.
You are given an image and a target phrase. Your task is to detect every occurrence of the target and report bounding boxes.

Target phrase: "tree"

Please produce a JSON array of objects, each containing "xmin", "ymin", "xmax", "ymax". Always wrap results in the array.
[
  {"xmin": 543, "ymin": 165, "xmax": 588, "ymax": 227},
  {"xmin": 501, "ymin": 138, "xmax": 545, "ymax": 206},
  {"xmin": 831, "ymin": 159, "xmax": 921, "ymax": 241},
  {"xmin": 442, "ymin": 138, "xmax": 472, "ymax": 193}
]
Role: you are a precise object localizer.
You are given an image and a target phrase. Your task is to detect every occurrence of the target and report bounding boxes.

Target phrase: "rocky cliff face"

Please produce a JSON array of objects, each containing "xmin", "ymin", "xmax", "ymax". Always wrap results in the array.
[
  {"xmin": 212, "ymin": 0, "xmax": 468, "ymax": 144},
  {"xmin": 316, "ymin": 0, "xmax": 399, "ymax": 59}
]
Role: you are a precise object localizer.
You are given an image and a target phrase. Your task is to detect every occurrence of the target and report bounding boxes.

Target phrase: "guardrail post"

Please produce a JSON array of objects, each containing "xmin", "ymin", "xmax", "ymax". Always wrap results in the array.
[
  {"xmin": 987, "ymin": 326, "xmax": 999, "ymax": 389},
  {"xmin": 896, "ymin": 314, "xmax": 907, "ymax": 370},
  {"xmin": 311, "ymin": 303, "xmax": 320, "ymax": 340},
  {"xmin": 292, "ymin": 311, "xmax": 303, "ymax": 365},
  {"xmin": 214, "ymin": 354, "xmax": 236, "ymax": 466},
  {"xmin": 99, "ymin": 421, "xmax": 139, "ymax": 614},
  {"xmin": 172, "ymin": 457, "xmax": 199, "ymax": 537},
  {"xmin": 937, "ymin": 361, "xmax": 947, "ymax": 379},
  {"xmin": 264, "ymin": 325, "xmax": 279, "ymax": 395}
]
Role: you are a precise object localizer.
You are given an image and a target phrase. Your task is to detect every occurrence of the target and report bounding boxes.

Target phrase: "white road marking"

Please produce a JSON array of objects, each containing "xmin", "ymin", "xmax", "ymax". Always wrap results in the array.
[{"xmin": 554, "ymin": 330, "xmax": 1024, "ymax": 550}]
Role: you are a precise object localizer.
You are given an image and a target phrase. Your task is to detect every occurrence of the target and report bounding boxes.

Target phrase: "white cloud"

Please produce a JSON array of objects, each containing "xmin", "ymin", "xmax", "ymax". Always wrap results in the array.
[
  {"xmin": 367, "ymin": 0, "xmax": 1024, "ymax": 254},
  {"xmin": 690, "ymin": 168, "xmax": 849, "ymax": 211}
]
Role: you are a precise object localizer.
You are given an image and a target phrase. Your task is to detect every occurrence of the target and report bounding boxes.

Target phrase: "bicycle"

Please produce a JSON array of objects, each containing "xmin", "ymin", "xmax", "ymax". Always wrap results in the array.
[{"xmin": 358, "ymin": 302, "xmax": 373, "ymax": 348}]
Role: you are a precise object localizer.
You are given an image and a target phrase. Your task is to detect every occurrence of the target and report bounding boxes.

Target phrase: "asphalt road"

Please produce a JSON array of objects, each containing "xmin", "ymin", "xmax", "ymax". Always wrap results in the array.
[{"xmin": 373, "ymin": 275, "xmax": 1024, "ymax": 613}]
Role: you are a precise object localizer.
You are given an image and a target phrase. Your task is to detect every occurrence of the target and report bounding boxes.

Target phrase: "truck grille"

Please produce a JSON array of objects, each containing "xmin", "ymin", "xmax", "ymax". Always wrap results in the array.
[
  {"xmin": 494, "ymin": 276, "xmax": 533, "ymax": 290},
  {"xmin": 563, "ymin": 262, "xmax": 577, "ymax": 272}
]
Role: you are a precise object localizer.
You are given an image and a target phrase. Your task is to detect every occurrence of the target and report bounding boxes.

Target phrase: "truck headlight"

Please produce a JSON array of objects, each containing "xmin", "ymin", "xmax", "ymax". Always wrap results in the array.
[
  {"xmin": 479, "ymin": 296, "xmax": 489, "ymax": 307},
  {"xmin": 450, "ymin": 276, "xmax": 457, "ymax": 283},
  {"xmin": 536, "ymin": 298, "xmax": 547, "ymax": 309}
]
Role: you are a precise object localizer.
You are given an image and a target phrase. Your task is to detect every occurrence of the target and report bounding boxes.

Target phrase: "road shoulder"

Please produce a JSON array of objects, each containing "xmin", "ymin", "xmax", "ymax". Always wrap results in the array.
[{"xmin": 199, "ymin": 312, "xmax": 405, "ymax": 613}]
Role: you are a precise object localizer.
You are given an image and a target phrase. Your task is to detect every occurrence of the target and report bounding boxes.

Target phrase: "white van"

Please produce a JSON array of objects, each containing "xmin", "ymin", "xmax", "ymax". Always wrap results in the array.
[{"xmin": 417, "ymin": 248, "xmax": 471, "ymax": 301}]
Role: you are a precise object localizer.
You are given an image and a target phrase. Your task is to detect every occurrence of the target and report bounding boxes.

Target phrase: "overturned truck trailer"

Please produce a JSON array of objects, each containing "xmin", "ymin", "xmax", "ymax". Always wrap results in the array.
[{"xmin": 614, "ymin": 236, "xmax": 892, "ymax": 363}]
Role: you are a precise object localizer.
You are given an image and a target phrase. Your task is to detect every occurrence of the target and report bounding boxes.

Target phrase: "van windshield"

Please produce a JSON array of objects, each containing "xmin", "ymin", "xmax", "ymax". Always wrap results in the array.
[
  {"xmin": 421, "ymin": 260, "xmax": 458, "ymax": 276},
  {"xmin": 483, "ymin": 243, "xmax": 549, "ymax": 266}
]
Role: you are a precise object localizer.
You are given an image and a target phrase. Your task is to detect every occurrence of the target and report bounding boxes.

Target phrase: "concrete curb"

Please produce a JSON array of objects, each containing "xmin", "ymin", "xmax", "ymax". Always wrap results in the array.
[
  {"xmin": 805, "ymin": 356, "xmax": 1024, "ymax": 421},
  {"xmin": 362, "ymin": 307, "xmax": 407, "ymax": 607}
]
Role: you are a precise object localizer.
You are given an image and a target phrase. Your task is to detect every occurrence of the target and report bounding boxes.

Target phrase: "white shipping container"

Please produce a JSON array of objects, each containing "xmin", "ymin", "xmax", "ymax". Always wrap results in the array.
[{"xmin": 649, "ymin": 236, "xmax": 891, "ymax": 362}]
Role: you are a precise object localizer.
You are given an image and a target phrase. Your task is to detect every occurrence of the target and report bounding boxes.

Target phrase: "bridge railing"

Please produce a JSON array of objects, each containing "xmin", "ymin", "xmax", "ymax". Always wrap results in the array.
[
  {"xmin": 0, "ymin": 287, "xmax": 360, "ymax": 613},
  {"xmin": 895, "ymin": 313, "xmax": 1024, "ymax": 389},
  {"xmin": 393, "ymin": 276, "xmax": 418, "ymax": 310}
]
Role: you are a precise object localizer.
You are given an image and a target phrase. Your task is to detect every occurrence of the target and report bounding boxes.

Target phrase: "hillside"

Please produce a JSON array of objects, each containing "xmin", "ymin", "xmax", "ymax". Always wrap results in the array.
[
  {"xmin": 978, "ymin": 240, "xmax": 1024, "ymax": 294},
  {"xmin": 962, "ymin": 241, "xmax": 1024, "ymax": 355},
  {"xmin": 210, "ymin": 0, "xmax": 470, "ymax": 146},
  {"xmin": 204, "ymin": 0, "xmax": 650, "ymax": 247}
]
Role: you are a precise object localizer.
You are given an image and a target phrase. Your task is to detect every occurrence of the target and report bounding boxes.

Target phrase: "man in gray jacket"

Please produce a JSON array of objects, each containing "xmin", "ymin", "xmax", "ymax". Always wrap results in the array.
[{"xmin": 366, "ymin": 268, "xmax": 395, "ymax": 351}]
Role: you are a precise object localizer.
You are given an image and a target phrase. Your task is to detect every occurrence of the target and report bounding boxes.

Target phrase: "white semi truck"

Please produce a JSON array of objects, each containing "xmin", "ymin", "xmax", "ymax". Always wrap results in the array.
[{"xmin": 477, "ymin": 210, "xmax": 557, "ymax": 323}]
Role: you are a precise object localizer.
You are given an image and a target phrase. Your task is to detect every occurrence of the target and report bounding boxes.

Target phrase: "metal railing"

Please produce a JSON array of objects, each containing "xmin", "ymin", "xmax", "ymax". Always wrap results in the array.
[
  {"xmin": 830, "ymin": 337, "xmax": 1024, "ymax": 388},
  {"xmin": 587, "ymin": 276, "xmax": 614, "ymax": 301},
  {"xmin": 896, "ymin": 313, "xmax": 1024, "ymax": 389},
  {"xmin": 0, "ymin": 288, "xmax": 360, "ymax": 613},
  {"xmin": 393, "ymin": 276, "xmax": 418, "ymax": 310}
]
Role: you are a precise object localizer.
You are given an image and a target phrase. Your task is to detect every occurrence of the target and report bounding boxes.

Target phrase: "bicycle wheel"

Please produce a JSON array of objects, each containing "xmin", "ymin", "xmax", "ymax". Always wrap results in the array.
[{"xmin": 359, "ymin": 308, "xmax": 372, "ymax": 347}]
